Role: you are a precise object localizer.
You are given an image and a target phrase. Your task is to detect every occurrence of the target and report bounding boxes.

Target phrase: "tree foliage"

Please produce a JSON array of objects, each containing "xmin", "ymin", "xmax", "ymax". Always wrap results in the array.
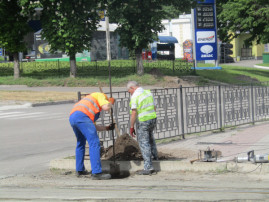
[
  {"xmin": 0, "ymin": 0, "xmax": 36, "ymax": 78},
  {"xmin": 107, "ymin": 0, "xmax": 195, "ymax": 75},
  {"xmin": 39, "ymin": 0, "xmax": 103, "ymax": 77},
  {"xmin": 217, "ymin": 0, "xmax": 269, "ymax": 45}
]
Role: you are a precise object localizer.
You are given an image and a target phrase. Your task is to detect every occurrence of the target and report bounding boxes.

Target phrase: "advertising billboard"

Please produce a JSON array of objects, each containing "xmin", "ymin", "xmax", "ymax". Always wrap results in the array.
[
  {"xmin": 34, "ymin": 31, "xmax": 62, "ymax": 59},
  {"xmin": 183, "ymin": 40, "xmax": 193, "ymax": 62}
]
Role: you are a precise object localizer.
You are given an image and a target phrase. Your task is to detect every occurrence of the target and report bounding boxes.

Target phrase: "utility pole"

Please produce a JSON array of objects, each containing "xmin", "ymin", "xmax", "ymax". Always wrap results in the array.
[{"xmin": 105, "ymin": 13, "xmax": 111, "ymax": 61}]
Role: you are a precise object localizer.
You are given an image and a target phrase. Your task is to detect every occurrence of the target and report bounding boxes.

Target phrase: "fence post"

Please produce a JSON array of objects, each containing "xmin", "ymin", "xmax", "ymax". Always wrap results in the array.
[
  {"xmin": 251, "ymin": 83, "xmax": 255, "ymax": 124},
  {"xmin": 134, "ymin": 59, "xmax": 136, "ymax": 73},
  {"xmin": 57, "ymin": 59, "xmax": 60, "ymax": 77},
  {"xmin": 218, "ymin": 85, "xmax": 223, "ymax": 129},
  {"xmin": 78, "ymin": 91, "xmax": 81, "ymax": 101},
  {"xmin": 20, "ymin": 62, "xmax": 23, "ymax": 74},
  {"xmin": 179, "ymin": 85, "xmax": 185, "ymax": 139},
  {"xmin": 172, "ymin": 60, "xmax": 175, "ymax": 73},
  {"xmin": 192, "ymin": 59, "xmax": 196, "ymax": 75},
  {"xmin": 95, "ymin": 60, "xmax": 97, "ymax": 74}
]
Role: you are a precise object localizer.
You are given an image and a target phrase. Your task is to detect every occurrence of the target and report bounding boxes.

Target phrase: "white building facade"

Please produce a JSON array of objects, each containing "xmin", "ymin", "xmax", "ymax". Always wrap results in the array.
[{"xmin": 159, "ymin": 14, "xmax": 192, "ymax": 59}]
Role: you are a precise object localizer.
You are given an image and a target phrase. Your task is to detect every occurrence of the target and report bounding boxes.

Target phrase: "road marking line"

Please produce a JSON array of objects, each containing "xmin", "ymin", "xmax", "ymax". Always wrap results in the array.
[{"xmin": 0, "ymin": 112, "xmax": 44, "ymax": 119}]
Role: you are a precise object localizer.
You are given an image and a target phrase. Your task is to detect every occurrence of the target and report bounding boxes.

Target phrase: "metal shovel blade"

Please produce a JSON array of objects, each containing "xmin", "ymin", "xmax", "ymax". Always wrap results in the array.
[{"xmin": 109, "ymin": 162, "xmax": 120, "ymax": 177}]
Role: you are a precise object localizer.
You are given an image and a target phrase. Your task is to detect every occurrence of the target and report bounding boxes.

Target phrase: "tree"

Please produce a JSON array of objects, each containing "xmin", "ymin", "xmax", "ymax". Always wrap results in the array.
[
  {"xmin": 107, "ymin": 0, "xmax": 195, "ymax": 75},
  {"xmin": 217, "ymin": 0, "xmax": 269, "ymax": 45},
  {"xmin": 0, "ymin": 0, "xmax": 33, "ymax": 79},
  {"xmin": 39, "ymin": 0, "xmax": 103, "ymax": 78}
]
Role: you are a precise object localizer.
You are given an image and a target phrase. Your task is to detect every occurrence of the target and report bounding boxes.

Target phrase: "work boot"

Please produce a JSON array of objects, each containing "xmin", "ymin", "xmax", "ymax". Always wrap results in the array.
[
  {"xmin": 91, "ymin": 173, "xmax": 111, "ymax": 180},
  {"xmin": 136, "ymin": 169, "xmax": 155, "ymax": 175},
  {"xmin": 76, "ymin": 170, "xmax": 90, "ymax": 177}
]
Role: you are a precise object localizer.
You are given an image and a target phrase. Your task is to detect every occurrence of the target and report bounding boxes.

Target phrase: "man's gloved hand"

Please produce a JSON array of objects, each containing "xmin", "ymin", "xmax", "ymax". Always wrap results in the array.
[
  {"xmin": 130, "ymin": 127, "xmax": 136, "ymax": 138},
  {"xmin": 106, "ymin": 123, "xmax": 115, "ymax": 131},
  {"xmin": 108, "ymin": 97, "xmax": 115, "ymax": 105}
]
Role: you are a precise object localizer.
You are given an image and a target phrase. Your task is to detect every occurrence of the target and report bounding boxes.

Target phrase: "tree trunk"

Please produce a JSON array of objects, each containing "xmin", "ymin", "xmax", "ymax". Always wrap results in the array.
[
  {"xmin": 13, "ymin": 53, "xmax": 20, "ymax": 79},
  {"xmin": 135, "ymin": 48, "xmax": 144, "ymax": 75},
  {"xmin": 69, "ymin": 54, "xmax": 77, "ymax": 78}
]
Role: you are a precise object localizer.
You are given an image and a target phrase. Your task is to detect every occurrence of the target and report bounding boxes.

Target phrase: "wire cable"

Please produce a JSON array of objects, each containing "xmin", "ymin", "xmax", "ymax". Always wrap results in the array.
[{"xmin": 227, "ymin": 163, "xmax": 263, "ymax": 174}]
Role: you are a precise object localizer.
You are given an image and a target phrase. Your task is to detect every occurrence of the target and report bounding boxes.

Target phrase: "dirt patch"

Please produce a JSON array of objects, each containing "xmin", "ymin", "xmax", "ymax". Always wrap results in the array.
[
  {"xmin": 148, "ymin": 68, "xmax": 201, "ymax": 88},
  {"xmin": 0, "ymin": 90, "xmax": 77, "ymax": 103},
  {"xmin": 157, "ymin": 146, "xmax": 198, "ymax": 161},
  {"xmin": 153, "ymin": 75, "xmax": 201, "ymax": 88},
  {"xmin": 101, "ymin": 133, "xmax": 176, "ymax": 161},
  {"xmin": 178, "ymin": 76, "xmax": 201, "ymax": 87},
  {"xmin": 235, "ymin": 75, "xmax": 259, "ymax": 83},
  {"xmin": 149, "ymin": 68, "xmax": 164, "ymax": 78}
]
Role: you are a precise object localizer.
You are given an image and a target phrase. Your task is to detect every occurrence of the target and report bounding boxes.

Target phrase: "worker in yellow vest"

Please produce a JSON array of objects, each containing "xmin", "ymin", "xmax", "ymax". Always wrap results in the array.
[
  {"xmin": 69, "ymin": 92, "xmax": 115, "ymax": 180},
  {"xmin": 127, "ymin": 81, "xmax": 158, "ymax": 175}
]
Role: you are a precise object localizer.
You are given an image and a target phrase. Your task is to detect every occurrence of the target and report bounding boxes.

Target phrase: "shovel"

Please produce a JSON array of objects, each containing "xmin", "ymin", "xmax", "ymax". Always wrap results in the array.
[{"xmin": 98, "ymin": 84, "xmax": 120, "ymax": 138}]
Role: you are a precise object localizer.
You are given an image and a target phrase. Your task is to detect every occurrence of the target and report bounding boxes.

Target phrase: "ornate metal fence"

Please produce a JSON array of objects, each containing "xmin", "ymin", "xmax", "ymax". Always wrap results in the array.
[
  {"xmin": 78, "ymin": 84, "xmax": 269, "ymax": 147},
  {"xmin": 182, "ymin": 86, "xmax": 220, "ymax": 134},
  {"xmin": 254, "ymin": 85, "xmax": 269, "ymax": 121}
]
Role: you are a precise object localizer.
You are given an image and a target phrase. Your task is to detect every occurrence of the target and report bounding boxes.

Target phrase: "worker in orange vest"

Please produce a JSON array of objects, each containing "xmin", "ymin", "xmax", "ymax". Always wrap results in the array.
[{"xmin": 69, "ymin": 92, "xmax": 115, "ymax": 180}]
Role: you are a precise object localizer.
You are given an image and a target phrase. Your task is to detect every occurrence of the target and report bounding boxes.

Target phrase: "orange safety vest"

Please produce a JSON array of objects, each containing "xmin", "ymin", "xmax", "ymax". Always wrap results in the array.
[{"xmin": 70, "ymin": 95, "xmax": 101, "ymax": 122}]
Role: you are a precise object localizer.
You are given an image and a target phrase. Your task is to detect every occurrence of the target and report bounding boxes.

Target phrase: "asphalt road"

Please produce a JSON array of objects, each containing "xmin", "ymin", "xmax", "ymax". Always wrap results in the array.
[
  {"xmin": 1, "ymin": 101, "xmax": 269, "ymax": 201},
  {"xmin": 1, "ymin": 170, "xmax": 269, "ymax": 201},
  {"xmin": 0, "ymin": 103, "xmax": 75, "ymax": 178}
]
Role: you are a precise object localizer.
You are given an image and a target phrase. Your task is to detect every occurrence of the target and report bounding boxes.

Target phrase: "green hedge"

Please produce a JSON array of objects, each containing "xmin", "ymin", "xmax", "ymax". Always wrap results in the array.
[{"xmin": 0, "ymin": 59, "xmax": 193, "ymax": 78}]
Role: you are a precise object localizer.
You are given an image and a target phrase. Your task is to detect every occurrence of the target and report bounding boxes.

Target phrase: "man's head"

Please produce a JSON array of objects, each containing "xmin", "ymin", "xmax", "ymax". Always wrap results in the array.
[{"xmin": 127, "ymin": 81, "xmax": 139, "ymax": 95}]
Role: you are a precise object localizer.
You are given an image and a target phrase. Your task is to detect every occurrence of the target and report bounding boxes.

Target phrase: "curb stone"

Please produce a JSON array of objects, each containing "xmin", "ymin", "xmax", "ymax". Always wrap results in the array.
[
  {"xmin": 32, "ymin": 100, "xmax": 76, "ymax": 107},
  {"xmin": 50, "ymin": 159, "xmax": 269, "ymax": 174},
  {"xmin": 253, "ymin": 65, "xmax": 269, "ymax": 70},
  {"xmin": 0, "ymin": 100, "xmax": 76, "ymax": 110}
]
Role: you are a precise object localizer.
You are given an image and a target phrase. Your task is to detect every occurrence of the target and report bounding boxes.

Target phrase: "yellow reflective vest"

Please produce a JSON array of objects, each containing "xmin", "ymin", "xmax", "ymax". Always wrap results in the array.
[{"xmin": 129, "ymin": 89, "xmax": 156, "ymax": 122}]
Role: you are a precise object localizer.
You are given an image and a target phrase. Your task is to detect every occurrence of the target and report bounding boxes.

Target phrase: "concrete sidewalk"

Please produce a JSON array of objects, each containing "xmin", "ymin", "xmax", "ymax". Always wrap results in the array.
[{"xmin": 50, "ymin": 122, "xmax": 269, "ymax": 174}]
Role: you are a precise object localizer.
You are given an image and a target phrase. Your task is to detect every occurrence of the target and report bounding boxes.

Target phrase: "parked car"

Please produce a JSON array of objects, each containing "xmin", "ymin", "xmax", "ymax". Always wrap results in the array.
[{"xmin": 23, "ymin": 51, "xmax": 36, "ymax": 62}]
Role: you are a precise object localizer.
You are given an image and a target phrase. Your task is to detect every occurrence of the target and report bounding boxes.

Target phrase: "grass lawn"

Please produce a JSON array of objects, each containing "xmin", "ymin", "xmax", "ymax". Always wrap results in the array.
[
  {"xmin": 0, "ymin": 61, "xmax": 269, "ymax": 87},
  {"xmin": 195, "ymin": 64, "xmax": 269, "ymax": 85},
  {"xmin": 1, "ymin": 61, "xmax": 269, "ymax": 102}
]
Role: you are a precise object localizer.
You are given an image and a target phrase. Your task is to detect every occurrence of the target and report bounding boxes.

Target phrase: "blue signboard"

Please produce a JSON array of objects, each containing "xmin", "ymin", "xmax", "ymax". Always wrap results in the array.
[
  {"xmin": 0, "ymin": 48, "xmax": 2, "ymax": 56},
  {"xmin": 194, "ymin": 0, "xmax": 217, "ymax": 60},
  {"xmin": 98, "ymin": 10, "xmax": 105, "ymax": 21}
]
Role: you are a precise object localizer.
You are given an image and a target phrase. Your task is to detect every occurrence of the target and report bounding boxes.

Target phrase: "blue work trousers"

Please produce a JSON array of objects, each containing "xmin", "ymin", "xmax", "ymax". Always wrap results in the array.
[{"xmin": 69, "ymin": 111, "xmax": 102, "ymax": 174}]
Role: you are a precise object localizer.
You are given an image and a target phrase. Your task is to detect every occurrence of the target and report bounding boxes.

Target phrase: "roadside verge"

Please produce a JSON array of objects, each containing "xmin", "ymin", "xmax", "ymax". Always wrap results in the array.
[{"xmin": 50, "ymin": 158, "xmax": 269, "ymax": 174}]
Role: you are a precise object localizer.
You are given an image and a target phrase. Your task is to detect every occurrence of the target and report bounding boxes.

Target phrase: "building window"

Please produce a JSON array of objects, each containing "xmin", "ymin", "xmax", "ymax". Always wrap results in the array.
[{"xmin": 265, "ymin": 44, "xmax": 269, "ymax": 52}]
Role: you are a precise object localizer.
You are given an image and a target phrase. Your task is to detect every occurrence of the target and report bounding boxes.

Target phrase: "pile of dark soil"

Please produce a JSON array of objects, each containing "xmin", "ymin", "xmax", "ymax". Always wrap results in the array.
[{"xmin": 101, "ymin": 133, "xmax": 174, "ymax": 161}]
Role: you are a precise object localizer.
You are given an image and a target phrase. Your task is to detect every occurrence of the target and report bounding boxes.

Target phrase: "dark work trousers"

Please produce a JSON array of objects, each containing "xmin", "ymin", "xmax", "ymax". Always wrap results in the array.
[{"xmin": 137, "ymin": 118, "xmax": 158, "ymax": 170}]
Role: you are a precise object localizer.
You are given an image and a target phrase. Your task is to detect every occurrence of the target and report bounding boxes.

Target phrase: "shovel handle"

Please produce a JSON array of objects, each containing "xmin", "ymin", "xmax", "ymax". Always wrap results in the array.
[
  {"xmin": 190, "ymin": 159, "xmax": 199, "ymax": 164},
  {"xmin": 99, "ymin": 84, "xmax": 120, "ymax": 138}
]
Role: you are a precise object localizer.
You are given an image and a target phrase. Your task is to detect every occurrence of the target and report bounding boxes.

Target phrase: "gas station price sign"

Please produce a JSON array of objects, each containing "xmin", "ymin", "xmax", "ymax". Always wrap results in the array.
[
  {"xmin": 194, "ymin": 0, "xmax": 218, "ymax": 61},
  {"xmin": 196, "ymin": 4, "xmax": 215, "ymax": 29}
]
